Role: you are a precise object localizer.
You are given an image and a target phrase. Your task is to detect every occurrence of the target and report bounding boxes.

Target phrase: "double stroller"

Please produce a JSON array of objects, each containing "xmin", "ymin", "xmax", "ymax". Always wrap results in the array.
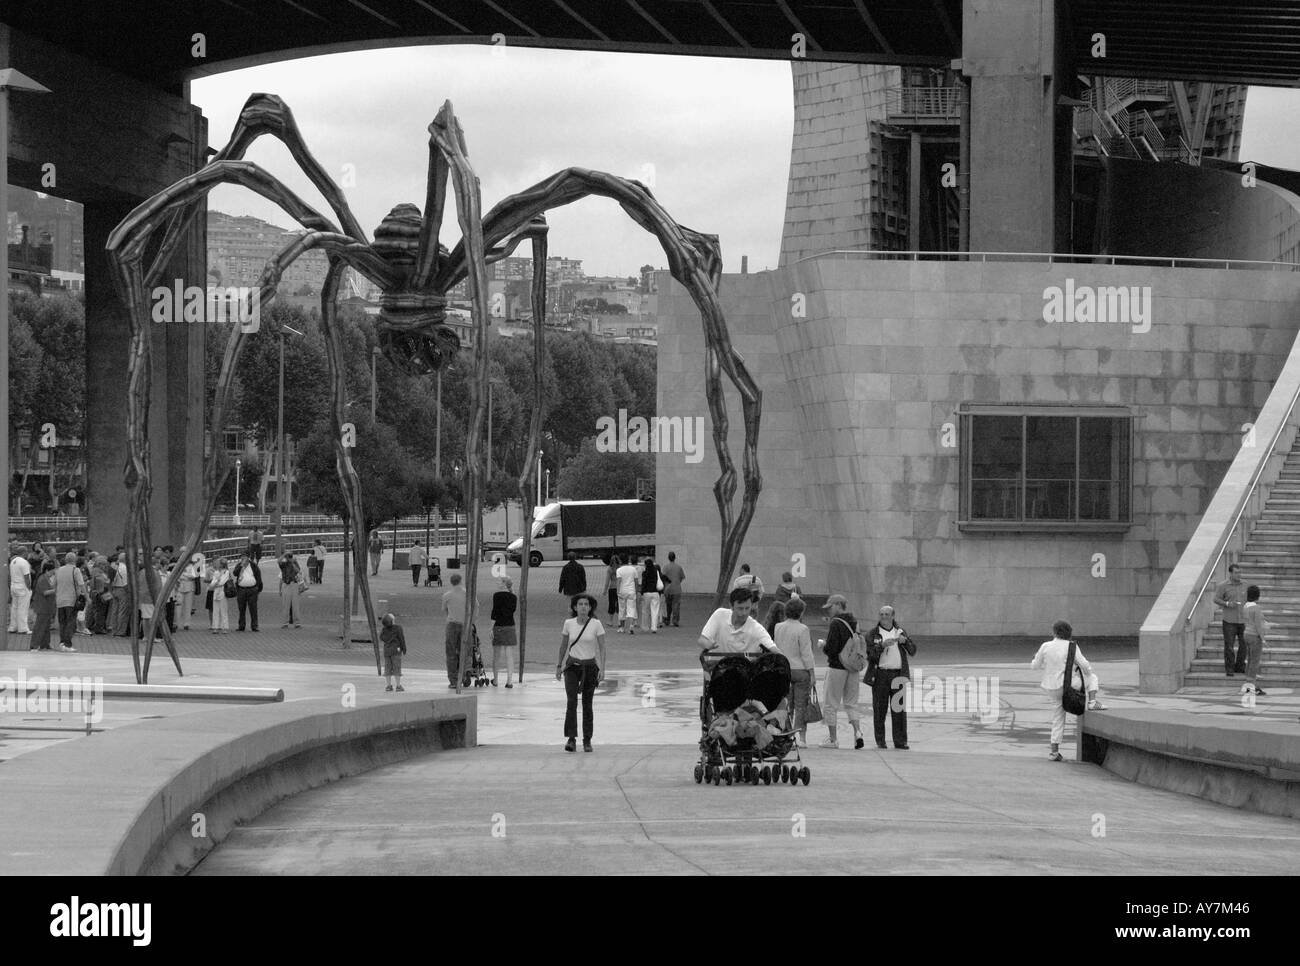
[{"xmin": 695, "ymin": 649, "xmax": 811, "ymax": 787}]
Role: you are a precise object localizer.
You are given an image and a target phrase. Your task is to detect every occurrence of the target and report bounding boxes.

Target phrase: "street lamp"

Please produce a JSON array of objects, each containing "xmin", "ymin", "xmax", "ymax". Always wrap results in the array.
[
  {"xmin": 275, "ymin": 323, "xmax": 304, "ymax": 558},
  {"xmin": 536, "ymin": 449, "xmax": 544, "ymax": 508},
  {"xmin": 0, "ymin": 68, "xmax": 51, "ymax": 651},
  {"xmin": 234, "ymin": 457, "xmax": 243, "ymax": 526},
  {"xmin": 452, "ymin": 460, "xmax": 463, "ymax": 562},
  {"xmin": 371, "ymin": 346, "xmax": 380, "ymax": 422}
]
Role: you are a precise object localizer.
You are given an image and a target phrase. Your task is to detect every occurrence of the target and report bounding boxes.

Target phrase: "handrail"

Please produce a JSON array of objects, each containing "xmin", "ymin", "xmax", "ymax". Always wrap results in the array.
[
  {"xmin": 795, "ymin": 250, "xmax": 1300, "ymax": 271},
  {"xmin": 1182, "ymin": 378, "xmax": 1300, "ymax": 626}
]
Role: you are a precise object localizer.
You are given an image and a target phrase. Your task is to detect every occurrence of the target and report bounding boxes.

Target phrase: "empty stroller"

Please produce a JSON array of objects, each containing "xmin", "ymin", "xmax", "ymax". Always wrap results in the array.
[
  {"xmin": 461, "ymin": 624, "xmax": 491, "ymax": 688},
  {"xmin": 695, "ymin": 649, "xmax": 810, "ymax": 787}
]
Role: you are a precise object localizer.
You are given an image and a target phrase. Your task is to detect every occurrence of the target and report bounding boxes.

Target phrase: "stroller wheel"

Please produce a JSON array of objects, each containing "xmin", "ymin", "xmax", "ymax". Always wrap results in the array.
[
  {"xmin": 781, "ymin": 765, "xmax": 790, "ymax": 783},
  {"xmin": 760, "ymin": 765, "xmax": 771, "ymax": 785},
  {"xmin": 800, "ymin": 766, "xmax": 811, "ymax": 786},
  {"xmin": 724, "ymin": 767, "xmax": 733, "ymax": 785},
  {"xmin": 694, "ymin": 764, "xmax": 703, "ymax": 784}
]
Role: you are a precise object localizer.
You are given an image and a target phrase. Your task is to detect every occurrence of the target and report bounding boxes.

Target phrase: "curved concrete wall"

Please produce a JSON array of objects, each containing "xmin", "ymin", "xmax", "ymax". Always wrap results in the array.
[
  {"xmin": 1102, "ymin": 157, "xmax": 1300, "ymax": 264},
  {"xmin": 656, "ymin": 258, "xmax": 1300, "ymax": 636}
]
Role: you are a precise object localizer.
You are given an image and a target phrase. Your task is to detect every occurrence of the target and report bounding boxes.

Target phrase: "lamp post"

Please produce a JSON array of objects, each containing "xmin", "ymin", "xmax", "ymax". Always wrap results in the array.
[
  {"xmin": 275, "ymin": 323, "xmax": 304, "ymax": 559},
  {"xmin": 536, "ymin": 450, "xmax": 543, "ymax": 508},
  {"xmin": 452, "ymin": 460, "xmax": 463, "ymax": 562},
  {"xmin": 370, "ymin": 346, "xmax": 380, "ymax": 423},
  {"xmin": 234, "ymin": 458, "xmax": 242, "ymax": 526},
  {"xmin": 0, "ymin": 68, "xmax": 51, "ymax": 651}
]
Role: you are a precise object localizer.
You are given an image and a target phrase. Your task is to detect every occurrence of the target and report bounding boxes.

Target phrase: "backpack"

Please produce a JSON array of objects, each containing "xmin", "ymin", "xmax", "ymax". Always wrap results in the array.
[{"xmin": 835, "ymin": 618, "xmax": 869, "ymax": 673}]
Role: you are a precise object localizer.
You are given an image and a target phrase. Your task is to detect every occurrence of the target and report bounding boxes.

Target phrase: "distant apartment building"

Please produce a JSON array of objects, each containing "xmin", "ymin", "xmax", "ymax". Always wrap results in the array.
[
  {"xmin": 207, "ymin": 210, "xmax": 330, "ymax": 293},
  {"xmin": 5, "ymin": 187, "xmax": 84, "ymax": 275}
]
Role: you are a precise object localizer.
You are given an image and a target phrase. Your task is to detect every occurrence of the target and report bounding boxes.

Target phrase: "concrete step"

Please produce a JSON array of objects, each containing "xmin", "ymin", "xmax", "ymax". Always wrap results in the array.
[{"xmin": 1183, "ymin": 672, "xmax": 1300, "ymax": 686}]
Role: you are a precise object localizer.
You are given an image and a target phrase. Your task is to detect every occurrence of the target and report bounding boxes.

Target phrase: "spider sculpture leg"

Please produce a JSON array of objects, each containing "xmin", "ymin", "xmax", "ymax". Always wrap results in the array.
[
  {"xmin": 427, "ymin": 102, "xmax": 494, "ymax": 693},
  {"xmin": 320, "ymin": 257, "xmax": 383, "ymax": 672},
  {"xmin": 436, "ymin": 167, "xmax": 762, "ymax": 605},
  {"xmin": 108, "ymin": 160, "xmax": 383, "ymax": 681}
]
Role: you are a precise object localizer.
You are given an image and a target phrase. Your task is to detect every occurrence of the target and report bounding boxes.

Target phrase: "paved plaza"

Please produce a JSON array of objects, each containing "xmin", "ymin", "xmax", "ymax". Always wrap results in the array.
[{"xmin": 4, "ymin": 556, "xmax": 1297, "ymax": 875}]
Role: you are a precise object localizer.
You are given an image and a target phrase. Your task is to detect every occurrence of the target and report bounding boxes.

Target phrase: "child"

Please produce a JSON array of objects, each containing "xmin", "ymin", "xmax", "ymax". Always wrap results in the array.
[{"xmin": 381, "ymin": 613, "xmax": 407, "ymax": 692}]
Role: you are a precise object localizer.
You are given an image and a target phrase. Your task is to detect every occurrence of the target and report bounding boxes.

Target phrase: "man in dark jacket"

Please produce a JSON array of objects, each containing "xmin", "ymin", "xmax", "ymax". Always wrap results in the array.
[
  {"xmin": 820, "ymin": 595, "xmax": 864, "ymax": 749},
  {"xmin": 232, "ymin": 554, "xmax": 263, "ymax": 632},
  {"xmin": 558, "ymin": 552, "xmax": 587, "ymax": 597},
  {"xmin": 865, "ymin": 604, "xmax": 916, "ymax": 749}
]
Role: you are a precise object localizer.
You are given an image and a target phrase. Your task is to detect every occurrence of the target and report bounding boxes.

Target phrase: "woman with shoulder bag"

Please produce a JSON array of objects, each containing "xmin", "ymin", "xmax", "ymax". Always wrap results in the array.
[{"xmin": 555, "ymin": 593, "xmax": 607, "ymax": 753}]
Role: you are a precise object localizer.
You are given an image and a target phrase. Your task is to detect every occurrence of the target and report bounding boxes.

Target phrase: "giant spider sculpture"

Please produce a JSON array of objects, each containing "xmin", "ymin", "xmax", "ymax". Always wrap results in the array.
[{"xmin": 107, "ymin": 94, "xmax": 762, "ymax": 684}]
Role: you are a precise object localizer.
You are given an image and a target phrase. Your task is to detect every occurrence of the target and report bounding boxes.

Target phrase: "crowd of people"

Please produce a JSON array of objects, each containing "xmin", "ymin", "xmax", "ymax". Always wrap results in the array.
[
  {"xmin": 7, "ymin": 530, "xmax": 312, "ymax": 646},
  {"xmin": 8, "ymin": 532, "xmax": 1129, "ymax": 758}
]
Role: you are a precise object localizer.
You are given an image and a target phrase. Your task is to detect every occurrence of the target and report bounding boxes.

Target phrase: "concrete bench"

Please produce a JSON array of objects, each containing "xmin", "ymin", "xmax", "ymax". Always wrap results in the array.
[
  {"xmin": 1080, "ymin": 708, "xmax": 1300, "ymax": 819},
  {"xmin": 0, "ymin": 694, "xmax": 475, "ymax": 875}
]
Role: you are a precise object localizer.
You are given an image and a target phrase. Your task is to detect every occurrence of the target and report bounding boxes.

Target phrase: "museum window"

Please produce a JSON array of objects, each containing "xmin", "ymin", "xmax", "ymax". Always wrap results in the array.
[{"xmin": 958, "ymin": 406, "xmax": 1132, "ymax": 532}]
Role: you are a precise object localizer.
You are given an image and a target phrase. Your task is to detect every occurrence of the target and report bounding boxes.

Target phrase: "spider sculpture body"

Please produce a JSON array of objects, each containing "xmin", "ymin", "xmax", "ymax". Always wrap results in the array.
[{"xmin": 107, "ymin": 94, "xmax": 762, "ymax": 684}]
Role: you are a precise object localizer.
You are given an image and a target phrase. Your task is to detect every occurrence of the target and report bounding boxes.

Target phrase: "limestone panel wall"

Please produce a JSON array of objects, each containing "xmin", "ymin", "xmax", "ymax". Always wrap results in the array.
[
  {"xmin": 657, "ymin": 258, "xmax": 1300, "ymax": 636},
  {"xmin": 778, "ymin": 61, "xmax": 898, "ymax": 268}
]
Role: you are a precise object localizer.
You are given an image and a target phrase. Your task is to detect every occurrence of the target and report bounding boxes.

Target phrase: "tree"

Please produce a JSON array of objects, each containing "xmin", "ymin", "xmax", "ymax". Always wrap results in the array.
[
  {"xmin": 556, "ymin": 437, "xmax": 653, "ymax": 500},
  {"xmin": 231, "ymin": 302, "xmax": 330, "ymax": 446},
  {"xmin": 294, "ymin": 412, "xmax": 420, "ymax": 531}
]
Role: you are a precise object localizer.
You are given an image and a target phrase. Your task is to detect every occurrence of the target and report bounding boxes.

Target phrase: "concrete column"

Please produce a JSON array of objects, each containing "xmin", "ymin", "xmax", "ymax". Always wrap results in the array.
[
  {"xmin": 908, "ymin": 131, "xmax": 922, "ymax": 250},
  {"xmin": 962, "ymin": 0, "xmax": 1061, "ymax": 252}
]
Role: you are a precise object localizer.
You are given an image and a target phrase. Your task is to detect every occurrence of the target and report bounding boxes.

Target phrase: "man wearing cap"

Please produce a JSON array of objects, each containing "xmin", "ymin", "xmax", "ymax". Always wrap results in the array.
[
  {"xmin": 698, "ymin": 586, "xmax": 778, "ymax": 654},
  {"xmin": 820, "ymin": 594, "xmax": 864, "ymax": 749}
]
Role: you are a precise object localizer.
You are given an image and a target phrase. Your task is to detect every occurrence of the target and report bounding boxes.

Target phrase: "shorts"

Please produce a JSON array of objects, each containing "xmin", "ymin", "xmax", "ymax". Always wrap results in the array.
[{"xmin": 384, "ymin": 653, "xmax": 403, "ymax": 676}]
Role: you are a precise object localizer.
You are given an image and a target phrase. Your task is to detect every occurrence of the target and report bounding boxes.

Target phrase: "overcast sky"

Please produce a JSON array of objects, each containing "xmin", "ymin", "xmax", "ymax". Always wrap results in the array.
[
  {"xmin": 192, "ymin": 45, "xmax": 792, "ymax": 277},
  {"xmin": 192, "ymin": 44, "xmax": 1300, "ymax": 277}
]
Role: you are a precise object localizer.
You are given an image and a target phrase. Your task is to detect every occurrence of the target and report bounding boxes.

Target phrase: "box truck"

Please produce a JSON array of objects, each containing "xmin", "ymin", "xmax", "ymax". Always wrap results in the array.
[{"xmin": 506, "ymin": 500, "xmax": 655, "ymax": 567}]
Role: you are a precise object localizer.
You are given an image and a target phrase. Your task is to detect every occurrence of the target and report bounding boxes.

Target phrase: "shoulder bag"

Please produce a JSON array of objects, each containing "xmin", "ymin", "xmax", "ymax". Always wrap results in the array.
[
  {"xmin": 1062, "ymin": 640, "xmax": 1087, "ymax": 715},
  {"xmin": 804, "ymin": 678, "xmax": 824, "ymax": 724}
]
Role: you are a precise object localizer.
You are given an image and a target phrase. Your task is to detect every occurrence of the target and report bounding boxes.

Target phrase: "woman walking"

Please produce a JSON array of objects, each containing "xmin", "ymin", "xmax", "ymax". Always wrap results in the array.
[
  {"xmin": 279, "ymin": 552, "xmax": 304, "ymax": 628},
  {"xmin": 209, "ymin": 558, "xmax": 232, "ymax": 633},
  {"xmin": 639, "ymin": 555, "xmax": 662, "ymax": 633},
  {"xmin": 556, "ymin": 593, "xmax": 607, "ymax": 752},
  {"xmin": 368, "ymin": 530, "xmax": 384, "ymax": 576},
  {"xmin": 604, "ymin": 555, "xmax": 619, "ymax": 624},
  {"xmin": 490, "ymin": 576, "xmax": 518, "ymax": 687},
  {"xmin": 774, "ymin": 597, "xmax": 816, "ymax": 747}
]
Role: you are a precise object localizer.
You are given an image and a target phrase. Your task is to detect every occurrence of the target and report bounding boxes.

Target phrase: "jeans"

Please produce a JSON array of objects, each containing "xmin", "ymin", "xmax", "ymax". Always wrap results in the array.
[
  {"xmin": 607, "ymin": 588, "xmax": 617, "ymax": 619},
  {"xmin": 563, "ymin": 658, "xmax": 599, "ymax": 740},
  {"xmin": 871, "ymin": 669, "xmax": 909, "ymax": 747},
  {"xmin": 1222, "ymin": 622, "xmax": 1247, "ymax": 673},
  {"xmin": 788, "ymin": 668, "xmax": 811, "ymax": 732},
  {"xmin": 236, "ymin": 587, "xmax": 259, "ymax": 630},
  {"xmin": 445, "ymin": 621, "xmax": 464, "ymax": 685},
  {"xmin": 664, "ymin": 592, "xmax": 681, "ymax": 626},
  {"xmin": 110, "ymin": 586, "xmax": 130, "ymax": 635},
  {"xmin": 1244, "ymin": 633, "xmax": 1264, "ymax": 683},
  {"xmin": 823, "ymin": 667, "xmax": 862, "ymax": 727},
  {"xmin": 411, "ymin": 565, "xmax": 422, "ymax": 586},
  {"xmin": 57, "ymin": 605, "xmax": 77, "ymax": 646}
]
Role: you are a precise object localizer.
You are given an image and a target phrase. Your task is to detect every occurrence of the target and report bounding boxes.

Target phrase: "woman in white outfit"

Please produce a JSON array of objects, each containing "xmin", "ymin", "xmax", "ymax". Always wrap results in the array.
[
  {"xmin": 1030, "ymin": 620, "xmax": 1105, "ymax": 762},
  {"xmin": 179, "ymin": 554, "xmax": 202, "ymax": 629},
  {"xmin": 209, "ymin": 558, "xmax": 232, "ymax": 633}
]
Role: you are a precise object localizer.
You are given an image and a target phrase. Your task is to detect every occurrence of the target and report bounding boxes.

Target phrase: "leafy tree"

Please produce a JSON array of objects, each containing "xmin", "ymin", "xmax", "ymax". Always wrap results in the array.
[
  {"xmin": 231, "ymin": 301, "xmax": 330, "ymax": 446},
  {"xmin": 556, "ymin": 437, "xmax": 653, "ymax": 500},
  {"xmin": 294, "ymin": 412, "xmax": 420, "ymax": 530}
]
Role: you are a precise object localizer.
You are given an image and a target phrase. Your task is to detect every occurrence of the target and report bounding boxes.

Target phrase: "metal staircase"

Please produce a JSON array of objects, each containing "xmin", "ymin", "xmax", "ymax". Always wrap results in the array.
[{"xmin": 1185, "ymin": 434, "xmax": 1300, "ymax": 685}]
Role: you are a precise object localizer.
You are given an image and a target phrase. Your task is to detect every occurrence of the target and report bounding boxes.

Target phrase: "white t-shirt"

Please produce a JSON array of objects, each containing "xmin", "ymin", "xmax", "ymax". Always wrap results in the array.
[
  {"xmin": 313, "ymin": 545, "xmax": 326, "ymax": 561},
  {"xmin": 877, "ymin": 625, "xmax": 905, "ymax": 669},
  {"xmin": 237, "ymin": 564, "xmax": 258, "ymax": 588},
  {"xmin": 9, "ymin": 555, "xmax": 31, "ymax": 590},
  {"xmin": 563, "ymin": 616, "xmax": 606, "ymax": 661},
  {"xmin": 409, "ymin": 545, "xmax": 427, "ymax": 565},
  {"xmin": 615, "ymin": 564, "xmax": 638, "ymax": 596},
  {"xmin": 699, "ymin": 607, "xmax": 775, "ymax": 654}
]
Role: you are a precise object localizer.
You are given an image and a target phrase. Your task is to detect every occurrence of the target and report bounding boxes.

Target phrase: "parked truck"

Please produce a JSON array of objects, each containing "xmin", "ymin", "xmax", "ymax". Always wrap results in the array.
[{"xmin": 506, "ymin": 500, "xmax": 655, "ymax": 567}]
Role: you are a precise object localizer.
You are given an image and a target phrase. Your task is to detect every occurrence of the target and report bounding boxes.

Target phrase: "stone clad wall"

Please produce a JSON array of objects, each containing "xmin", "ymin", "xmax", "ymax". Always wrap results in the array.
[
  {"xmin": 656, "ymin": 259, "xmax": 1300, "ymax": 635},
  {"xmin": 778, "ymin": 61, "xmax": 898, "ymax": 268}
]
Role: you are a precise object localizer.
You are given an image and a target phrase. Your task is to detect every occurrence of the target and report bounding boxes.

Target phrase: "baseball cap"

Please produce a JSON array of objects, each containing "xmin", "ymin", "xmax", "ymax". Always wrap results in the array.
[{"xmin": 822, "ymin": 594, "xmax": 848, "ymax": 610}]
